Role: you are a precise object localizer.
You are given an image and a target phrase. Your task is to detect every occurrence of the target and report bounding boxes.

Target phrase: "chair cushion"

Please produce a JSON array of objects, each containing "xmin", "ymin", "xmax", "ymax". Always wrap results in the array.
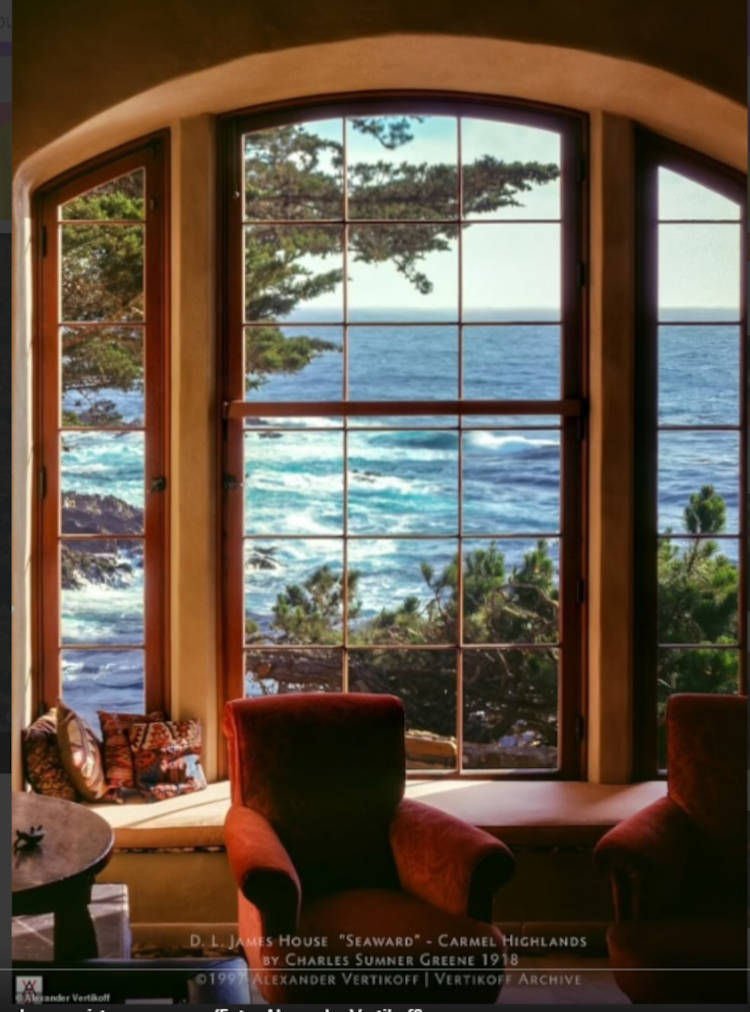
[
  {"xmin": 667, "ymin": 694, "xmax": 746, "ymax": 855},
  {"xmin": 223, "ymin": 694, "xmax": 405, "ymax": 894},
  {"xmin": 239, "ymin": 887, "xmax": 505, "ymax": 1003},
  {"xmin": 608, "ymin": 920, "xmax": 747, "ymax": 1004}
]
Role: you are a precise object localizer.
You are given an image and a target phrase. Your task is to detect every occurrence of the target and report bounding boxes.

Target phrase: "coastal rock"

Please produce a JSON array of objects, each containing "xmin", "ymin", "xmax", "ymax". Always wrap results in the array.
[
  {"xmin": 62, "ymin": 492, "xmax": 143, "ymax": 535},
  {"xmin": 60, "ymin": 493, "xmax": 142, "ymax": 589},
  {"xmin": 462, "ymin": 741, "xmax": 557, "ymax": 770},
  {"xmin": 61, "ymin": 544, "xmax": 137, "ymax": 590}
]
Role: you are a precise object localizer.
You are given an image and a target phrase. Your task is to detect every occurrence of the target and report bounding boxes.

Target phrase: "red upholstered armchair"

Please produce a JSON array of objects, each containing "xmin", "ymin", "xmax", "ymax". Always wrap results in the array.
[
  {"xmin": 223, "ymin": 693, "xmax": 515, "ymax": 1003},
  {"xmin": 594, "ymin": 693, "xmax": 747, "ymax": 1004}
]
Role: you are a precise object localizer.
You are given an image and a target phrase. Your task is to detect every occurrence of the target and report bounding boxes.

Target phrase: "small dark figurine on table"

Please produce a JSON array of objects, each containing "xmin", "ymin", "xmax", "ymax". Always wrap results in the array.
[{"xmin": 13, "ymin": 824, "xmax": 45, "ymax": 855}]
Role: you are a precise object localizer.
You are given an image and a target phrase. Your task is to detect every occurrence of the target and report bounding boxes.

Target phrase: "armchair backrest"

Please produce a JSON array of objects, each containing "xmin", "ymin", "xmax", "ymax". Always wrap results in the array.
[
  {"xmin": 666, "ymin": 693, "xmax": 747, "ymax": 855},
  {"xmin": 223, "ymin": 693, "xmax": 406, "ymax": 894}
]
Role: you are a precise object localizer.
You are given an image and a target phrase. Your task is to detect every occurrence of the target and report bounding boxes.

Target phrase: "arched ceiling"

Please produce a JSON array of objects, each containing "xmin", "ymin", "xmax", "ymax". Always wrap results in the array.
[
  {"xmin": 15, "ymin": 0, "xmax": 746, "ymax": 170},
  {"xmin": 15, "ymin": 34, "xmax": 746, "ymax": 194}
]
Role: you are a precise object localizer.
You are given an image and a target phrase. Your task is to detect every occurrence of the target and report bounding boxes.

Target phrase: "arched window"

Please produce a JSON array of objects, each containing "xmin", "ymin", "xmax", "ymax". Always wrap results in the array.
[
  {"xmin": 219, "ymin": 96, "xmax": 587, "ymax": 776},
  {"xmin": 34, "ymin": 135, "xmax": 169, "ymax": 725},
  {"xmin": 634, "ymin": 131, "xmax": 747, "ymax": 773}
]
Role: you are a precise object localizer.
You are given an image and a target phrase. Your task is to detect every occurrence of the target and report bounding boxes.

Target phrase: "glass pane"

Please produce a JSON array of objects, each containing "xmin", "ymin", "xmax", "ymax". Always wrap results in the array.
[
  {"xmin": 461, "ymin": 119, "xmax": 560, "ymax": 220},
  {"xmin": 463, "ymin": 429, "xmax": 560, "ymax": 534},
  {"xmin": 658, "ymin": 168, "xmax": 741, "ymax": 221},
  {"xmin": 244, "ymin": 225, "xmax": 343, "ymax": 322},
  {"xmin": 462, "ymin": 224, "xmax": 560, "ymax": 320},
  {"xmin": 243, "ymin": 119, "xmax": 343, "ymax": 220},
  {"xmin": 245, "ymin": 649, "xmax": 342, "ymax": 696},
  {"xmin": 658, "ymin": 538, "xmax": 738, "ymax": 644},
  {"xmin": 463, "ymin": 539, "xmax": 559, "ymax": 645},
  {"xmin": 463, "ymin": 325, "xmax": 560, "ymax": 400},
  {"xmin": 348, "ymin": 431, "xmax": 458, "ymax": 534},
  {"xmin": 61, "ymin": 540, "xmax": 144, "ymax": 645},
  {"xmin": 61, "ymin": 223, "xmax": 145, "ymax": 322},
  {"xmin": 347, "ymin": 114, "xmax": 457, "ymax": 219},
  {"xmin": 349, "ymin": 650, "xmax": 457, "ymax": 770},
  {"xmin": 61, "ymin": 168, "xmax": 145, "ymax": 220},
  {"xmin": 244, "ymin": 430, "xmax": 343, "ymax": 534},
  {"xmin": 463, "ymin": 415, "xmax": 560, "ymax": 428},
  {"xmin": 463, "ymin": 648, "xmax": 558, "ymax": 769},
  {"xmin": 348, "ymin": 539, "xmax": 457, "ymax": 644},
  {"xmin": 244, "ymin": 416, "xmax": 342, "ymax": 429},
  {"xmin": 658, "ymin": 325, "xmax": 739, "ymax": 424},
  {"xmin": 348, "ymin": 225, "xmax": 458, "ymax": 322},
  {"xmin": 658, "ymin": 432, "xmax": 739, "ymax": 533},
  {"xmin": 61, "ymin": 326, "xmax": 144, "ymax": 427},
  {"xmin": 348, "ymin": 415, "xmax": 458, "ymax": 428},
  {"xmin": 61, "ymin": 432, "xmax": 144, "ymax": 534},
  {"xmin": 62, "ymin": 648, "xmax": 145, "ymax": 729},
  {"xmin": 244, "ymin": 539, "xmax": 343, "ymax": 645},
  {"xmin": 657, "ymin": 650, "xmax": 739, "ymax": 767},
  {"xmin": 245, "ymin": 325, "xmax": 343, "ymax": 401},
  {"xmin": 658, "ymin": 224, "xmax": 740, "ymax": 320},
  {"xmin": 349, "ymin": 326, "xmax": 457, "ymax": 400}
]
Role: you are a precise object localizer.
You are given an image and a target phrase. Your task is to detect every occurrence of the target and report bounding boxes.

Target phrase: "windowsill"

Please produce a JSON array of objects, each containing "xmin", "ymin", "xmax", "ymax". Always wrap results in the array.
[{"xmin": 85, "ymin": 779, "xmax": 667, "ymax": 851}]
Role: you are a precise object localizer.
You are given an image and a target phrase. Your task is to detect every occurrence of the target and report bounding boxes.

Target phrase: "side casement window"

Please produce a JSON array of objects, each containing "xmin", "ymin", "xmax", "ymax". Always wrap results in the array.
[
  {"xmin": 35, "ymin": 135, "xmax": 169, "ymax": 724},
  {"xmin": 634, "ymin": 131, "xmax": 747, "ymax": 771}
]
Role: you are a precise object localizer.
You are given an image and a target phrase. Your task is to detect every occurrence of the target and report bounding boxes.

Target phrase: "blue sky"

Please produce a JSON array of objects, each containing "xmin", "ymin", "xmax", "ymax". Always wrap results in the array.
[{"xmin": 246, "ymin": 117, "xmax": 742, "ymax": 314}]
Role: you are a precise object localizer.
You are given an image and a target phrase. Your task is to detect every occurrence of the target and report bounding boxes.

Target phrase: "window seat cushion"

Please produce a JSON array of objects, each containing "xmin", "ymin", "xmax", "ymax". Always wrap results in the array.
[{"xmin": 85, "ymin": 779, "xmax": 666, "ymax": 852}]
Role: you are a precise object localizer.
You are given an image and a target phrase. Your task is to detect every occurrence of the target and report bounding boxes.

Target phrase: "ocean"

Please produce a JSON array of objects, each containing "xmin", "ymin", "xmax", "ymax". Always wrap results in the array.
[{"xmin": 60, "ymin": 309, "xmax": 741, "ymax": 726}]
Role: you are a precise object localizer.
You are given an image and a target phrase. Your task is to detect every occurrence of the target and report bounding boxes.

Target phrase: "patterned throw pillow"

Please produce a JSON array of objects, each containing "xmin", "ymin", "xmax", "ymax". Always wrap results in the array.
[
  {"xmin": 55, "ymin": 700, "xmax": 110, "ymax": 802},
  {"xmin": 128, "ymin": 719, "xmax": 207, "ymax": 801},
  {"xmin": 98, "ymin": 710, "xmax": 164, "ymax": 793},
  {"xmin": 21, "ymin": 708, "xmax": 77, "ymax": 800}
]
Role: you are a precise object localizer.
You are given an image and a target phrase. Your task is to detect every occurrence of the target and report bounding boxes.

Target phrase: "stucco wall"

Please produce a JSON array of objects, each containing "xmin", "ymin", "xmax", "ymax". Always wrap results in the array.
[{"xmin": 14, "ymin": 0, "xmax": 746, "ymax": 169}]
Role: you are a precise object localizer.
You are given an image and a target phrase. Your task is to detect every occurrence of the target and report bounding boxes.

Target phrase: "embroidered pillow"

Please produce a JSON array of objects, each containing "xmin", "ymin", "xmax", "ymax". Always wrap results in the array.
[
  {"xmin": 128, "ymin": 719, "xmax": 207, "ymax": 801},
  {"xmin": 55, "ymin": 700, "xmax": 109, "ymax": 802},
  {"xmin": 98, "ymin": 710, "xmax": 164, "ymax": 793},
  {"xmin": 21, "ymin": 708, "xmax": 77, "ymax": 800}
]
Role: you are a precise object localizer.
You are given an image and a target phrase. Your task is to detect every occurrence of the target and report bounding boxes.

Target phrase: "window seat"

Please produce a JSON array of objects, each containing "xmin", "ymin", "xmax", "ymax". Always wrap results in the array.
[
  {"xmin": 89, "ymin": 779, "xmax": 667, "ymax": 927},
  {"xmin": 86, "ymin": 779, "xmax": 666, "ymax": 851}
]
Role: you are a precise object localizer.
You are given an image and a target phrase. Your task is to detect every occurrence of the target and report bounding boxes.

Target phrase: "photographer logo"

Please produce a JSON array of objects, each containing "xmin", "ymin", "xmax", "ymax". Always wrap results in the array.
[{"xmin": 15, "ymin": 975, "xmax": 43, "ymax": 1004}]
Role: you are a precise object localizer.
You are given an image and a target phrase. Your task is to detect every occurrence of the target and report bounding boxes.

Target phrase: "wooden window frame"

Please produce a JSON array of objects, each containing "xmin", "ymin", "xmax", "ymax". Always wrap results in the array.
[
  {"xmin": 633, "ymin": 128, "xmax": 747, "ymax": 777},
  {"xmin": 218, "ymin": 91, "xmax": 588, "ymax": 780},
  {"xmin": 33, "ymin": 132, "xmax": 170, "ymax": 717}
]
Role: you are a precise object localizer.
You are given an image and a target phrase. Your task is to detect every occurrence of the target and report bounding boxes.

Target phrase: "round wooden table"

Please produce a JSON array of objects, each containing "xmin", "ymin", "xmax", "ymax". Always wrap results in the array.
[{"xmin": 12, "ymin": 792, "xmax": 114, "ymax": 962}]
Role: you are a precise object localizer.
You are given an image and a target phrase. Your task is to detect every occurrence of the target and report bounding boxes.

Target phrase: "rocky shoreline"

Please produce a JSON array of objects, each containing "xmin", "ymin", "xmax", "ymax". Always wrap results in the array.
[
  {"xmin": 61, "ymin": 493, "xmax": 143, "ymax": 589},
  {"xmin": 63, "ymin": 491, "xmax": 143, "ymax": 535}
]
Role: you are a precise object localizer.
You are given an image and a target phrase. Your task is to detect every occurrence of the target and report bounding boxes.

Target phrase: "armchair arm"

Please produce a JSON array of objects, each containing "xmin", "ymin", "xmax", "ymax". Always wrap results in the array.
[
  {"xmin": 389, "ymin": 798, "xmax": 514, "ymax": 921},
  {"xmin": 224, "ymin": 804, "xmax": 301, "ymax": 937},
  {"xmin": 594, "ymin": 796, "xmax": 695, "ymax": 920}
]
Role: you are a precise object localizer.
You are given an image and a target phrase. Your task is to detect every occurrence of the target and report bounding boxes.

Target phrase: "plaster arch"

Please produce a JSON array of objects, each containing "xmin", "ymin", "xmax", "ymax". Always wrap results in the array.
[
  {"xmin": 14, "ymin": 34, "xmax": 746, "ymax": 192},
  {"xmin": 14, "ymin": 0, "xmax": 747, "ymax": 167}
]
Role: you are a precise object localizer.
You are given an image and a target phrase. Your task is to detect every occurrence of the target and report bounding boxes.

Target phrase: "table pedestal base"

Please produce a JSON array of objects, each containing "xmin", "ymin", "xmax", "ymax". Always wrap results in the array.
[
  {"xmin": 53, "ymin": 878, "xmax": 97, "ymax": 962},
  {"xmin": 13, "ymin": 883, "xmax": 132, "ymax": 962}
]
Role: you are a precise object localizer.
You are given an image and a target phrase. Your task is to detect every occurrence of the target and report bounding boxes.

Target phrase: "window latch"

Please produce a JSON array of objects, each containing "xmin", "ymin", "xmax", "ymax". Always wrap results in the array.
[
  {"xmin": 150, "ymin": 476, "xmax": 167, "ymax": 493},
  {"xmin": 223, "ymin": 474, "xmax": 243, "ymax": 491}
]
